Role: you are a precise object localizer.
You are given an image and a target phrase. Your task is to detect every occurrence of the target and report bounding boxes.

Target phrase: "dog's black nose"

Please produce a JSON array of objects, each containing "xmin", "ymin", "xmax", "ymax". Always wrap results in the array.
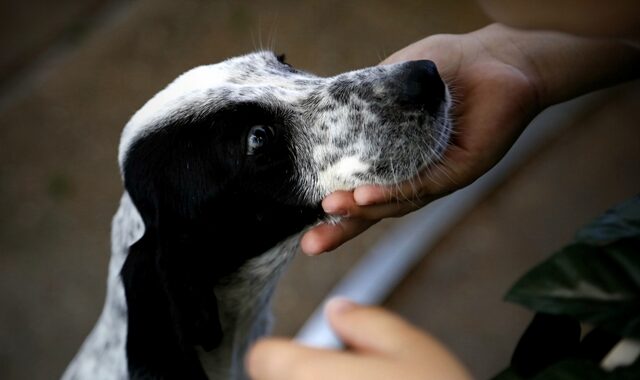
[{"xmin": 395, "ymin": 60, "xmax": 445, "ymax": 114}]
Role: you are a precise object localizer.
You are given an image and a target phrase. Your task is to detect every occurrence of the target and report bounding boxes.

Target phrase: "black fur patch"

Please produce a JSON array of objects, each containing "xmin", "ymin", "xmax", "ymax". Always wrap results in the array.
[{"xmin": 121, "ymin": 102, "xmax": 322, "ymax": 379}]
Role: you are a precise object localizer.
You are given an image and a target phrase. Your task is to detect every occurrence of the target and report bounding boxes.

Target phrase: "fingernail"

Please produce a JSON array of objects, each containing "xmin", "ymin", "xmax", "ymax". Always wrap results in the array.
[
  {"xmin": 354, "ymin": 187, "xmax": 382, "ymax": 206},
  {"xmin": 326, "ymin": 297, "xmax": 356, "ymax": 315},
  {"xmin": 323, "ymin": 205, "xmax": 348, "ymax": 216},
  {"xmin": 355, "ymin": 198, "xmax": 374, "ymax": 206},
  {"xmin": 356, "ymin": 198, "xmax": 378, "ymax": 206},
  {"xmin": 304, "ymin": 248, "xmax": 326, "ymax": 257},
  {"xmin": 301, "ymin": 234, "xmax": 327, "ymax": 256}
]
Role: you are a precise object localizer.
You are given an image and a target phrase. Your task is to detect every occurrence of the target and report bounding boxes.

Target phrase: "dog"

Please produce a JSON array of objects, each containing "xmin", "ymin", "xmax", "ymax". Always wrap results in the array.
[{"xmin": 61, "ymin": 51, "xmax": 451, "ymax": 380}]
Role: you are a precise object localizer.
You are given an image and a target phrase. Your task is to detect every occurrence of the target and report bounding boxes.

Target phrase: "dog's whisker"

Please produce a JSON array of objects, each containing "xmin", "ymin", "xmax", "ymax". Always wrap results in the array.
[{"xmin": 267, "ymin": 17, "xmax": 280, "ymax": 52}]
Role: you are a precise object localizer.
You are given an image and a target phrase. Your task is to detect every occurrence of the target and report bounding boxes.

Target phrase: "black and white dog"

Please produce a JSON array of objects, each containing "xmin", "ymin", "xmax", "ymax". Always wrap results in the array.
[{"xmin": 62, "ymin": 51, "xmax": 451, "ymax": 380}]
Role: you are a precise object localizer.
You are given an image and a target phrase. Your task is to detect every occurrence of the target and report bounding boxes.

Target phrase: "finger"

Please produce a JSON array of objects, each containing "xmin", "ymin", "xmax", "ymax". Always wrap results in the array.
[
  {"xmin": 246, "ymin": 338, "xmax": 394, "ymax": 380},
  {"xmin": 300, "ymin": 218, "xmax": 377, "ymax": 256},
  {"xmin": 323, "ymin": 192, "xmax": 425, "ymax": 220},
  {"xmin": 353, "ymin": 185, "xmax": 438, "ymax": 210},
  {"xmin": 353, "ymin": 163, "xmax": 457, "ymax": 207},
  {"xmin": 324, "ymin": 298, "xmax": 430, "ymax": 358},
  {"xmin": 321, "ymin": 191, "xmax": 358, "ymax": 216},
  {"xmin": 325, "ymin": 299, "xmax": 473, "ymax": 379},
  {"xmin": 348, "ymin": 201, "xmax": 424, "ymax": 220}
]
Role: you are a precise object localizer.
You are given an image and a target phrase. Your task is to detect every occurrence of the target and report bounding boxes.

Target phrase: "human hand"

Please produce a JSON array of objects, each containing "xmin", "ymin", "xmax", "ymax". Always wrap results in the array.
[
  {"xmin": 301, "ymin": 24, "xmax": 543, "ymax": 255},
  {"xmin": 245, "ymin": 298, "xmax": 472, "ymax": 380}
]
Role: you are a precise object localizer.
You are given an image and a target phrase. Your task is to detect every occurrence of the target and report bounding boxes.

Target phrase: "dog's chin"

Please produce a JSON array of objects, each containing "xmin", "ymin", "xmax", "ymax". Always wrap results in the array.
[{"xmin": 313, "ymin": 143, "xmax": 449, "ymax": 219}]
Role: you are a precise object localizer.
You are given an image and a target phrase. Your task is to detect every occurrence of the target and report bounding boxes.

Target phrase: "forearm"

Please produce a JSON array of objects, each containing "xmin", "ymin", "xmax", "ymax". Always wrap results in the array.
[
  {"xmin": 514, "ymin": 31, "xmax": 639, "ymax": 108},
  {"xmin": 474, "ymin": 24, "xmax": 640, "ymax": 109}
]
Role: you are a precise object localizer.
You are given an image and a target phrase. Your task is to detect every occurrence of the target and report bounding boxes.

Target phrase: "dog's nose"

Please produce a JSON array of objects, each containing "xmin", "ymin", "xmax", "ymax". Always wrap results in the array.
[{"xmin": 395, "ymin": 60, "xmax": 445, "ymax": 114}]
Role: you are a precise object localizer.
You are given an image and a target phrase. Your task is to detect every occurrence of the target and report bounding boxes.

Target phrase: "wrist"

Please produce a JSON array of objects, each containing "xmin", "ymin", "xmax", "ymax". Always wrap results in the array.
[
  {"xmin": 464, "ymin": 24, "xmax": 546, "ymax": 111},
  {"xmin": 474, "ymin": 24, "xmax": 640, "ymax": 109}
]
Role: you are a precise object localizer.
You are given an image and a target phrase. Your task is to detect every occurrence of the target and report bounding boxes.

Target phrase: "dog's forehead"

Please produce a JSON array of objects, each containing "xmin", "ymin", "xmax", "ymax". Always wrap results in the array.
[
  {"xmin": 118, "ymin": 52, "xmax": 317, "ymax": 167},
  {"xmin": 132, "ymin": 52, "xmax": 299, "ymax": 123},
  {"xmin": 170, "ymin": 52, "xmax": 298, "ymax": 89}
]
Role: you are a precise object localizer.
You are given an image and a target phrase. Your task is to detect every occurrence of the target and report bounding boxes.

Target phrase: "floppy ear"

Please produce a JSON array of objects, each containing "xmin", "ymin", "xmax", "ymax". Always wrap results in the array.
[
  {"xmin": 119, "ymin": 123, "xmax": 226, "ymax": 379},
  {"xmin": 117, "ymin": 105, "xmax": 324, "ymax": 378},
  {"xmin": 121, "ymin": 230, "xmax": 215, "ymax": 380}
]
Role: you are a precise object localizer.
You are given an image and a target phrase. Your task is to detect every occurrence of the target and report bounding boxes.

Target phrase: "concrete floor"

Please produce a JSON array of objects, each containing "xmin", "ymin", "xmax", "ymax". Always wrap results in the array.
[{"xmin": 1, "ymin": 1, "xmax": 638, "ymax": 379}]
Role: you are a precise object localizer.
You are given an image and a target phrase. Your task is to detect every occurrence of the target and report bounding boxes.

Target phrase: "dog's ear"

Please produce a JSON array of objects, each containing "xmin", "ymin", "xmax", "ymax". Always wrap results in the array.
[
  {"xmin": 121, "ymin": 231, "xmax": 215, "ymax": 379},
  {"xmin": 119, "ymin": 123, "xmax": 227, "ymax": 379}
]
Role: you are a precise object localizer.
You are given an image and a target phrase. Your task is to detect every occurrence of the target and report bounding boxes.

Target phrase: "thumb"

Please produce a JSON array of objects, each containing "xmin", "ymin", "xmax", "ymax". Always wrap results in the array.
[
  {"xmin": 325, "ymin": 298, "xmax": 431, "ymax": 359},
  {"xmin": 325, "ymin": 298, "xmax": 472, "ymax": 380}
]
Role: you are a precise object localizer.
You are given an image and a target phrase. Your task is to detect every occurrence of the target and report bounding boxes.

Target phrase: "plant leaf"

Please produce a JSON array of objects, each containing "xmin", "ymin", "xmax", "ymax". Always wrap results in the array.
[
  {"xmin": 574, "ymin": 195, "xmax": 640, "ymax": 246},
  {"xmin": 609, "ymin": 358, "xmax": 640, "ymax": 380},
  {"xmin": 532, "ymin": 359, "xmax": 607, "ymax": 380},
  {"xmin": 503, "ymin": 197, "xmax": 640, "ymax": 378},
  {"xmin": 506, "ymin": 238, "xmax": 640, "ymax": 338},
  {"xmin": 511, "ymin": 313, "xmax": 581, "ymax": 377},
  {"xmin": 533, "ymin": 358, "xmax": 640, "ymax": 380}
]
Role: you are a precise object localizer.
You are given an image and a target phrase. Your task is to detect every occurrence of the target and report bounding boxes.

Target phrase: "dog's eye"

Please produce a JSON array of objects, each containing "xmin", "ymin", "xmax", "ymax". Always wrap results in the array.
[{"xmin": 247, "ymin": 125, "xmax": 275, "ymax": 155}]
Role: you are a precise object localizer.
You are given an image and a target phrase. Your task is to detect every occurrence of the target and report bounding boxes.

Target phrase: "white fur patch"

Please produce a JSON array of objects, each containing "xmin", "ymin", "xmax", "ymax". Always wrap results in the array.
[{"xmin": 318, "ymin": 156, "xmax": 370, "ymax": 194}]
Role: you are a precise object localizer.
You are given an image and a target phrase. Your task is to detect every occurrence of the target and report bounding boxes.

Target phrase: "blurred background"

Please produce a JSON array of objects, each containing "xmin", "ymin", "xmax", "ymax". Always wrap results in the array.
[{"xmin": 0, "ymin": 1, "xmax": 638, "ymax": 379}]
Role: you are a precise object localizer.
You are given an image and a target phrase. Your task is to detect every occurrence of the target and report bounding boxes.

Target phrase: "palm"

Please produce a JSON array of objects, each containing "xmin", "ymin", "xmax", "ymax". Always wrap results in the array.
[
  {"xmin": 301, "ymin": 25, "xmax": 542, "ymax": 254},
  {"xmin": 383, "ymin": 27, "xmax": 541, "ymax": 195}
]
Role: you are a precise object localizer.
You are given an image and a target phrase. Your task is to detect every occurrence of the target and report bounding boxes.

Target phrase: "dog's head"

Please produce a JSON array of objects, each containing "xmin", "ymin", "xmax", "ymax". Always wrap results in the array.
[{"xmin": 118, "ymin": 51, "xmax": 451, "ymax": 378}]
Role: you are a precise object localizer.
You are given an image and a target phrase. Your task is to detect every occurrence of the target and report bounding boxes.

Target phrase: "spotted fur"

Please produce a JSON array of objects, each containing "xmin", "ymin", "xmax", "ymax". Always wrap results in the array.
[{"xmin": 62, "ymin": 51, "xmax": 451, "ymax": 380}]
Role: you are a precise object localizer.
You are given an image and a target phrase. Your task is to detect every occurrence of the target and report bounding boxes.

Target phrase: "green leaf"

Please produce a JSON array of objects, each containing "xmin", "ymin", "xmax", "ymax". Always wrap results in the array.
[
  {"xmin": 609, "ymin": 358, "xmax": 640, "ymax": 380},
  {"xmin": 495, "ymin": 356, "xmax": 640, "ymax": 380},
  {"xmin": 510, "ymin": 313, "xmax": 581, "ymax": 377},
  {"xmin": 506, "ymin": 239, "xmax": 640, "ymax": 338},
  {"xmin": 502, "ymin": 197, "xmax": 640, "ymax": 379},
  {"xmin": 574, "ymin": 195, "xmax": 640, "ymax": 246},
  {"xmin": 532, "ymin": 358, "xmax": 640, "ymax": 380},
  {"xmin": 532, "ymin": 359, "xmax": 607, "ymax": 380}
]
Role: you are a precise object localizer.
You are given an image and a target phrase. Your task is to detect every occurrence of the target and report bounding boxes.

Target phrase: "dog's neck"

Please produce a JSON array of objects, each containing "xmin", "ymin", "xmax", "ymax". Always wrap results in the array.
[
  {"xmin": 198, "ymin": 235, "xmax": 299, "ymax": 379},
  {"xmin": 63, "ymin": 193, "xmax": 298, "ymax": 380}
]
